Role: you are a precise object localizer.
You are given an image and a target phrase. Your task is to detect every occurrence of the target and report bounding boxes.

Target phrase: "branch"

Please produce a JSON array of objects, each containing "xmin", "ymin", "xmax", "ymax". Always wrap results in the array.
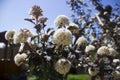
[
  {"xmin": 96, "ymin": 13, "xmax": 104, "ymax": 26},
  {"xmin": 24, "ymin": 18, "xmax": 35, "ymax": 25}
]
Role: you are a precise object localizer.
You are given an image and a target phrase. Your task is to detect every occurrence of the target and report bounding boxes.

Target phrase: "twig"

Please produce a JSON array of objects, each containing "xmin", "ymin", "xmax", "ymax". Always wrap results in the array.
[{"xmin": 96, "ymin": 13, "xmax": 104, "ymax": 26}]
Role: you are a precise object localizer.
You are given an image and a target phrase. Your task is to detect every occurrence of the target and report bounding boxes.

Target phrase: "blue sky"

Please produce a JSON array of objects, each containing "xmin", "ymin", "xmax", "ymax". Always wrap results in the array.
[
  {"xmin": 0, "ymin": 0, "xmax": 72, "ymax": 32},
  {"xmin": 0, "ymin": 0, "xmax": 119, "ymax": 32}
]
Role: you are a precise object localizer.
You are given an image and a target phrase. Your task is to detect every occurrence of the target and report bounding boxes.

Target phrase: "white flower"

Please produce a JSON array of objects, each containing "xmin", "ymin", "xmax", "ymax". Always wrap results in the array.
[
  {"xmin": 55, "ymin": 58, "xmax": 71, "ymax": 75},
  {"xmin": 85, "ymin": 45, "xmax": 95, "ymax": 53},
  {"xmin": 75, "ymin": 36, "xmax": 88, "ymax": 46},
  {"xmin": 14, "ymin": 53, "xmax": 28, "ymax": 66},
  {"xmin": 112, "ymin": 66, "xmax": 120, "ymax": 78},
  {"xmin": 113, "ymin": 59, "xmax": 120, "ymax": 63},
  {"xmin": 97, "ymin": 46, "xmax": 110, "ymax": 56},
  {"xmin": 109, "ymin": 48, "xmax": 118, "ymax": 57},
  {"xmin": 88, "ymin": 67, "xmax": 99, "ymax": 76},
  {"xmin": 54, "ymin": 15, "xmax": 69, "ymax": 27},
  {"xmin": 53, "ymin": 29, "xmax": 72, "ymax": 46},
  {"xmin": 13, "ymin": 29, "xmax": 34, "ymax": 44},
  {"xmin": 5, "ymin": 30, "xmax": 16, "ymax": 42},
  {"xmin": 67, "ymin": 22, "xmax": 79, "ymax": 34}
]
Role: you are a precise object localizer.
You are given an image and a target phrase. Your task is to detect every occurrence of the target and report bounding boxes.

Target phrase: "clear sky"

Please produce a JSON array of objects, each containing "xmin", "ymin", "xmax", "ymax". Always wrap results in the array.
[
  {"xmin": 0, "ymin": 0, "xmax": 119, "ymax": 32},
  {"xmin": 0, "ymin": 0, "xmax": 72, "ymax": 32}
]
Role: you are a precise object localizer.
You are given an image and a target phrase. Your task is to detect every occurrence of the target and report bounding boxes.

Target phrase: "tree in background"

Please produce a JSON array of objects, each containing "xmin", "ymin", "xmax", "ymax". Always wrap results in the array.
[
  {"xmin": 66, "ymin": 0, "xmax": 120, "ymax": 80},
  {"xmin": 66, "ymin": 0, "xmax": 120, "ymax": 52}
]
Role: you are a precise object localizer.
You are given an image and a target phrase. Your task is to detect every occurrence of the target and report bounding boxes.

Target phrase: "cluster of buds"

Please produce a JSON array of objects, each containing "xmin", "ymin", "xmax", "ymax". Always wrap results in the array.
[{"xmin": 29, "ymin": 5, "xmax": 43, "ymax": 19}]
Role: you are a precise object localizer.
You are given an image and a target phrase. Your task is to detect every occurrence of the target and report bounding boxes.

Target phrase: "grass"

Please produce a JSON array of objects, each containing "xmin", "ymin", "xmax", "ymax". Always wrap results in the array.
[
  {"xmin": 28, "ymin": 74, "xmax": 90, "ymax": 80},
  {"xmin": 28, "ymin": 75, "xmax": 37, "ymax": 80},
  {"xmin": 67, "ymin": 74, "xmax": 89, "ymax": 80}
]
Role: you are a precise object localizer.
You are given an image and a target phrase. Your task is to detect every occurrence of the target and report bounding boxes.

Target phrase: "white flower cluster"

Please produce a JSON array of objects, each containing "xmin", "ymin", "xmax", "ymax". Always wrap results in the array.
[
  {"xmin": 88, "ymin": 67, "xmax": 99, "ymax": 76},
  {"xmin": 5, "ymin": 29, "xmax": 34, "ymax": 44},
  {"xmin": 67, "ymin": 22, "xmax": 79, "ymax": 34},
  {"xmin": 53, "ymin": 29, "xmax": 72, "ymax": 46},
  {"xmin": 54, "ymin": 15, "xmax": 69, "ymax": 27},
  {"xmin": 97, "ymin": 46, "xmax": 110, "ymax": 56},
  {"xmin": 14, "ymin": 53, "xmax": 28, "ymax": 66},
  {"xmin": 55, "ymin": 58, "xmax": 71, "ymax": 75},
  {"xmin": 14, "ymin": 29, "xmax": 34, "ymax": 43},
  {"xmin": 109, "ymin": 48, "xmax": 118, "ymax": 57},
  {"xmin": 75, "ymin": 36, "xmax": 88, "ymax": 46},
  {"xmin": 5, "ymin": 29, "xmax": 16, "ymax": 42},
  {"xmin": 97, "ymin": 46, "xmax": 118, "ymax": 57},
  {"xmin": 85, "ymin": 45, "xmax": 95, "ymax": 53}
]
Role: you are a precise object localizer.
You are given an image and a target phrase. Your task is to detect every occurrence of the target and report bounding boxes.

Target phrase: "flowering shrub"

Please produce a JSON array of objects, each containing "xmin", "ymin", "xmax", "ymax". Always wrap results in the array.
[{"xmin": 4, "ymin": 3, "xmax": 120, "ymax": 80}]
